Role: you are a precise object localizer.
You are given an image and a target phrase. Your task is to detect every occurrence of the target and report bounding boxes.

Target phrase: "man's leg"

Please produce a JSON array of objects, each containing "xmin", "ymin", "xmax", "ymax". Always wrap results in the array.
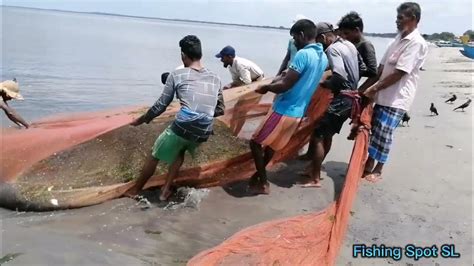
[
  {"xmin": 365, "ymin": 106, "xmax": 404, "ymax": 183},
  {"xmin": 249, "ymin": 140, "xmax": 272, "ymax": 194},
  {"xmin": 372, "ymin": 162, "xmax": 384, "ymax": 175},
  {"xmin": 363, "ymin": 157, "xmax": 375, "ymax": 177},
  {"xmin": 301, "ymin": 134, "xmax": 332, "ymax": 176},
  {"xmin": 323, "ymin": 136, "xmax": 332, "ymax": 157},
  {"xmin": 364, "ymin": 159, "xmax": 383, "ymax": 183},
  {"xmin": 159, "ymin": 150, "xmax": 186, "ymax": 201},
  {"xmin": 259, "ymin": 146, "xmax": 275, "ymax": 183},
  {"xmin": 308, "ymin": 136, "xmax": 326, "ymax": 187},
  {"xmin": 298, "ymin": 137, "xmax": 315, "ymax": 161},
  {"xmin": 125, "ymin": 154, "xmax": 159, "ymax": 197}
]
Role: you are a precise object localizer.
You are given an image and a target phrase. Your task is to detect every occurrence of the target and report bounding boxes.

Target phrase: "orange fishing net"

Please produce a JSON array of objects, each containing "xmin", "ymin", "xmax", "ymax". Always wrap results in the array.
[
  {"xmin": 188, "ymin": 99, "xmax": 372, "ymax": 266},
  {"xmin": 0, "ymin": 77, "xmax": 372, "ymax": 265}
]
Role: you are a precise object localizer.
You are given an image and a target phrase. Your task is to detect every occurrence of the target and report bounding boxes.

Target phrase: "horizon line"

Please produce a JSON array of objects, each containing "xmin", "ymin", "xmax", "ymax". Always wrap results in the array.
[{"xmin": 2, "ymin": 5, "xmax": 402, "ymax": 37}]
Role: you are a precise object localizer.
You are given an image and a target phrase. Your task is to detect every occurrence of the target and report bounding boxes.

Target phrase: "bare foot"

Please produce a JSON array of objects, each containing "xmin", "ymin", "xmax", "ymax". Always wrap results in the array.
[
  {"xmin": 297, "ymin": 165, "xmax": 324, "ymax": 179},
  {"xmin": 300, "ymin": 179, "xmax": 322, "ymax": 188},
  {"xmin": 365, "ymin": 173, "xmax": 382, "ymax": 183},
  {"xmin": 361, "ymin": 170, "xmax": 372, "ymax": 179}
]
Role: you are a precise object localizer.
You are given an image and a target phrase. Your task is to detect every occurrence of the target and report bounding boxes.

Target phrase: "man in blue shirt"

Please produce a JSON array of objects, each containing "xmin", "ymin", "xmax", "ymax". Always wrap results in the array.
[
  {"xmin": 249, "ymin": 19, "xmax": 328, "ymax": 195},
  {"xmin": 276, "ymin": 14, "xmax": 309, "ymax": 76}
]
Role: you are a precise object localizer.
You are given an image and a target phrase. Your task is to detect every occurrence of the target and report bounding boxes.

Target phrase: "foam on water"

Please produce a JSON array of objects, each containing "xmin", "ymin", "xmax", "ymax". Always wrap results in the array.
[{"xmin": 164, "ymin": 187, "xmax": 210, "ymax": 210}]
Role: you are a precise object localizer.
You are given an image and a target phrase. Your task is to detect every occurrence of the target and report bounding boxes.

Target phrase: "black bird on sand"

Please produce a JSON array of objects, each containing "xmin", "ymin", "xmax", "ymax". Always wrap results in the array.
[
  {"xmin": 453, "ymin": 99, "xmax": 472, "ymax": 112},
  {"xmin": 445, "ymin": 94, "xmax": 457, "ymax": 104},
  {"xmin": 430, "ymin": 103, "xmax": 439, "ymax": 116},
  {"xmin": 401, "ymin": 112, "xmax": 410, "ymax": 126}
]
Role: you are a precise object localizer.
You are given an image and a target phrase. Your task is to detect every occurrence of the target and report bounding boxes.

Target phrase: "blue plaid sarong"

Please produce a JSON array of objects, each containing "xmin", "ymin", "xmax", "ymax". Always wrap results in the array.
[{"xmin": 368, "ymin": 104, "xmax": 406, "ymax": 163}]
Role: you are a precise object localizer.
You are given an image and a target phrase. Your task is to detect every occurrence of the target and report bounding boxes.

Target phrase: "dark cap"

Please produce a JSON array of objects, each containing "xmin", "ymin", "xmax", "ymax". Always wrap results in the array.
[
  {"xmin": 215, "ymin": 45, "xmax": 235, "ymax": 58},
  {"xmin": 316, "ymin": 22, "xmax": 334, "ymax": 35}
]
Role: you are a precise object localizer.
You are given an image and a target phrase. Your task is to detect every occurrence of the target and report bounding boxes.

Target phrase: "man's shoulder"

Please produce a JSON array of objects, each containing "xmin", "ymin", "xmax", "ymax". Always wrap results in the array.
[
  {"xmin": 171, "ymin": 68, "xmax": 191, "ymax": 76},
  {"xmin": 203, "ymin": 68, "xmax": 221, "ymax": 79},
  {"xmin": 412, "ymin": 33, "xmax": 428, "ymax": 48},
  {"xmin": 328, "ymin": 39, "xmax": 349, "ymax": 52},
  {"xmin": 357, "ymin": 38, "xmax": 374, "ymax": 49},
  {"xmin": 327, "ymin": 42, "xmax": 346, "ymax": 57},
  {"xmin": 235, "ymin": 56, "xmax": 252, "ymax": 66},
  {"xmin": 340, "ymin": 39, "xmax": 358, "ymax": 53},
  {"xmin": 171, "ymin": 68, "xmax": 219, "ymax": 80}
]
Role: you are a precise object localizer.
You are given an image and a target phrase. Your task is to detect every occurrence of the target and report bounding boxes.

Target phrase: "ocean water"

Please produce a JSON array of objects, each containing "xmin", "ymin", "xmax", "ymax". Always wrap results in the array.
[{"xmin": 1, "ymin": 6, "xmax": 392, "ymax": 127}]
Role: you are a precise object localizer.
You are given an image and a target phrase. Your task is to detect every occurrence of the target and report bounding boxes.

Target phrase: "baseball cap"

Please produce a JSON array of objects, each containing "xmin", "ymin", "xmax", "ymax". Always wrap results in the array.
[
  {"xmin": 215, "ymin": 45, "xmax": 235, "ymax": 58},
  {"xmin": 316, "ymin": 22, "xmax": 334, "ymax": 35}
]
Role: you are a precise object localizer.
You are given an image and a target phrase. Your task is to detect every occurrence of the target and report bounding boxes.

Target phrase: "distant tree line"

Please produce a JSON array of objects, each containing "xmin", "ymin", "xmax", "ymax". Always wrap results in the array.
[
  {"xmin": 365, "ymin": 33, "xmax": 397, "ymax": 38},
  {"xmin": 422, "ymin": 30, "xmax": 473, "ymax": 41}
]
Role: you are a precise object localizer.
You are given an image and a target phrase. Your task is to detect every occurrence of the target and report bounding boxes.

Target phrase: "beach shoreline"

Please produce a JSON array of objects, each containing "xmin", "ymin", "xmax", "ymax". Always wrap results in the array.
[{"xmin": 0, "ymin": 47, "xmax": 472, "ymax": 265}]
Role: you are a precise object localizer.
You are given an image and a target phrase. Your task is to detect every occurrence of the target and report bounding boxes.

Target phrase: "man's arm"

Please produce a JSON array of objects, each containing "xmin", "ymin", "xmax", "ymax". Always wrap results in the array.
[
  {"xmin": 237, "ymin": 63, "xmax": 252, "ymax": 85},
  {"xmin": 358, "ymin": 64, "xmax": 384, "ymax": 93},
  {"xmin": 224, "ymin": 67, "xmax": 242, "ymax": 89},
  {"xmin": 277, "ymin": 50, "xmax": 291, "ymax": 76},
  {"xmin": 131, "ymin": 74, "xmax": 176, "ymax": 125},
  {"xmin": 255, "ymin": 69, "xmax": 299, "ymax": 94},
  {"xmin": 362, "ymin": 41, "xmax": 426, "ymax": 99},
  {"xmin": 363, "ymin": 68, "xmax": 406, "ymax": 99},
  {"xmin": 0, "ymin": 102, "xmax": 29, "ymax": 128},
  {"xmin": 359, "ymin": 42, "xmax": 378, "ymax": 78},
  {"xmin": 214, "ymin": 84, "xmax": 225, "ymax": 117},
  {"xmin": 321, "ymin": 47, "xmax": 349, "ymax": 93}
]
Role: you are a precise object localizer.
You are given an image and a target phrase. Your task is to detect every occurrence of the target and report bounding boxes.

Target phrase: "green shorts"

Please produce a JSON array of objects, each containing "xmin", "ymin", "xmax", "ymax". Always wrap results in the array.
[{"xmin": 152, "ymin": 127, "xmax": 200, "ymax": 164}]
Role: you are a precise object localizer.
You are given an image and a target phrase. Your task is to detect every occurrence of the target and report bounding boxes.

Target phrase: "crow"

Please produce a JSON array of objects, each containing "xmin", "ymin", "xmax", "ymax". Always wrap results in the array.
[
  {"xmin": 401, "ymin": 112, "xmax": 410, "ymax": 126},
  {"xmin": 453, "ymin": 99, "xmax": 472, "ymax": 111},
  {"xmin": 430, "ymin": 103, "xmax": 439, "ymax": 116},
  {"xmin": 445, "ymin": 94, "xmax": 457, "ymax": 104}
]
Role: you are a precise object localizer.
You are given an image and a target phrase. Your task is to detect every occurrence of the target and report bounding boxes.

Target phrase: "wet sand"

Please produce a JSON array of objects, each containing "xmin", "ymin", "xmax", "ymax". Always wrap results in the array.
[{"xmin": 1, "ymin": 47, "xmax": 472, "ymax": 265}]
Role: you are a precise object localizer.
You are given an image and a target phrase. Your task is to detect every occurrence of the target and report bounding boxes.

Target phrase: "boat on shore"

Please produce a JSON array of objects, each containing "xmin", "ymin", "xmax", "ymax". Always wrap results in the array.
[
  {"xmin": 0, "ymin": 77, "xmax": 336, "ymax": 211},
  {"xmin": 460, "ymin": 44, "xmax": 474, "ymax": 59},
  {"xmin": 435, "ymin": 40, "xmax": 464, "ymax": 47}
]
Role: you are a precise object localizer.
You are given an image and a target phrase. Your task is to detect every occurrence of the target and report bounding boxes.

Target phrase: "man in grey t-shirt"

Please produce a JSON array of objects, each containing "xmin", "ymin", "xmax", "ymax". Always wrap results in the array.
[
  {"xmin": 301, "ymin": 22, "xmax": 362, "ymax": 188},
  {"xmin": 125, "ymin": 35, "xmax": 224, "ymax": 201}
]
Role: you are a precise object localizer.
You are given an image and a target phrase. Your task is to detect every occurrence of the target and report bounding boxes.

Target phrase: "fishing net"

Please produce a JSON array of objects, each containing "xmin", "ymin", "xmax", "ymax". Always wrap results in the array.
[{"xmin": 0, "ymin": 75, "xmax": 372, "ymax": 265}]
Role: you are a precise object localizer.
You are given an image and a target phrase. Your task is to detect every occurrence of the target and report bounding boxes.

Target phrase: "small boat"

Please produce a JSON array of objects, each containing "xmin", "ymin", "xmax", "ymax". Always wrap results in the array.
[
  {"xmin": 435, "ymin": 40, "xmax": 452, "ymax": 47},
  {"xmin": 435, "ymin": 40, "xmax": 464, "ymax": 48},
  {"xmin": 460, "ymin": 44, "xmax": 474, "ymax": 59},
  {"xmin": 0, "ymin": 74, "xmax": 338, "ymax": 211}
]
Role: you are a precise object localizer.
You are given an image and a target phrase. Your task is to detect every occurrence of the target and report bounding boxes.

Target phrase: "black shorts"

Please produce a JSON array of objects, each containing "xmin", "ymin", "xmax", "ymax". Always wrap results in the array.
[{"xmin": 313, "ymin": 95, "xmax": 353, "ymax": 138}]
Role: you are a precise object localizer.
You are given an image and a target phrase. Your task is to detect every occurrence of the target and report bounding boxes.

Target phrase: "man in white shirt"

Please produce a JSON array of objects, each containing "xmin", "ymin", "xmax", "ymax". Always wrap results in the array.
[
  {"xmin": 359, "ymin": 2, "xmax": 428, "ymax": 182},
  {"xmin": 215, "ymin": 46, "xmax": 264, "ymax": 90}
]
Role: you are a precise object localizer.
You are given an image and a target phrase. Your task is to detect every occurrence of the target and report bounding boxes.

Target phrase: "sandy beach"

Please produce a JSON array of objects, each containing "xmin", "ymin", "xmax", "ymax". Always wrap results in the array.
[{"xmin": 0, "ymin": 47, "xmax": 472, "ymax": 265}]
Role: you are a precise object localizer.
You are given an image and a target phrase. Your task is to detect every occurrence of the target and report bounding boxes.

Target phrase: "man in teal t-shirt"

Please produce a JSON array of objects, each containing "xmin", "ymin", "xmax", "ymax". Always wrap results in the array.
[
  {"xmin": 248, "ymin": 19, "xmax": 328, "ymax": 195},
  {"xmin": 276, "ymin": 14, "xmax": 308, "ymax": 76}
]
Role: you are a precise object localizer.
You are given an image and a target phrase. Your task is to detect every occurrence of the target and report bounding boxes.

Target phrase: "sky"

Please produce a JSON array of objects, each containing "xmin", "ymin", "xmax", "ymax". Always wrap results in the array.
[{"xmin": 3, "ymin": 0, "xmax": 473, "ymax": 35}]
